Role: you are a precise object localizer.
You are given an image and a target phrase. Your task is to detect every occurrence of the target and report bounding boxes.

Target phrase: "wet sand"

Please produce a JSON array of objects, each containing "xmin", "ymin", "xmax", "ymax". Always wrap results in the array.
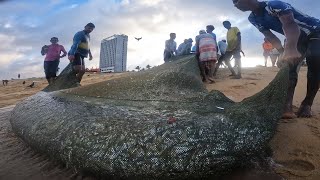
[
  {"xmin": 0, "ymin": 106, "xmax": 72, "ymax": 180},
  {"xmin": 0, "ymin": 67, "xmax": 319, "ymax": 179}
]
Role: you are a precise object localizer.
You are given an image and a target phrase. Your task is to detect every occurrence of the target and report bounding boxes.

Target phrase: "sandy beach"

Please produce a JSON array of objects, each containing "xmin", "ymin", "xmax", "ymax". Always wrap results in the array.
[{"xmin": 0, "ymin": 67, "xmax": 319, "ymax": 180}]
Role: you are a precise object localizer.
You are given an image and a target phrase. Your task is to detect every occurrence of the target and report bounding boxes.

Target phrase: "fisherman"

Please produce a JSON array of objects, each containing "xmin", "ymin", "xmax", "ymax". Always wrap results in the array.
[
  {"xmin": 177, "ymin": 39, "xmax": 188, "ymax": 56},
  {"xmin": 262, "ymin": 38, "xmax": 274, "ymax": 67},
  {"xmin": 41, "ymin": 37, "xmax": 67, "ymax": 84},
  {"xmin": 185, "ymin": 38, "xmax": 193, "ymax": 54},
  {"xmin": 163, "ymin": 33, "xmax": 177, "ymax": 62},
  {"xmin": 270, "ymin": 48, "xmax": 280, "ymax": 67},
  {"xmin": 214, "ymin": 40, "xmax": 228, "ymax": 75},
  {"xmin": 195, "ymin": 30, "xmax": 217, "ymax": 83},
  {"xmin": 224, "ymin": 21, "xmax": 243, "ymax": 79},
  {"xmin": 68, "ymin": 23, "xmax": 95, "ymax": 85},
  {"xmin": 206, "ymin": 25, "xmax": 218, "ymax": 44},
  {"xmin": 233, "ymin": 0, "xmax": 320, "ymax": 118}
]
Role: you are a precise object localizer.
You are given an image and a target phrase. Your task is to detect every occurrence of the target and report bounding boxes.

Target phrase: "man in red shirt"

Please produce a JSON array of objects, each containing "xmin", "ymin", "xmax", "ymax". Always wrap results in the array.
[
  {"xmin": 41, "ymin": 37, "xmax": 67, "ymax": 84},
  {"xmin": 262, "ymin": 38, "xmax": 273, "ymax": 67}
]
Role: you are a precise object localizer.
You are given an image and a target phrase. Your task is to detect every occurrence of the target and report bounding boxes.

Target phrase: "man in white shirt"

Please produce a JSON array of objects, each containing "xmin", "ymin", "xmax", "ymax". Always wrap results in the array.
[{"xmin": 164, "ymin": 33, "xmax": 177, "ymax": 63}]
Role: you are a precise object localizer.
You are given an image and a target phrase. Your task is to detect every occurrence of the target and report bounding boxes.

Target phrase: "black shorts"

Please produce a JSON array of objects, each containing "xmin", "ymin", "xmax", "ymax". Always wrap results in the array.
[
  {"xmin": 291, "ymin": 31, "xmax": 320, "ymax": 81},
  {"xmin": 164, "ymin": 50, "xmax": 174, "ymax": 62},
  {"xmin": 297, "ymin": 31, "xmax": 320, "ymax": 57},
  {"xmin": 73, "ymin": 53, "xmax": 85, "ymax": 66},
  {"xmin": 44, "ymin": 60, "xmax": 59, "ymax": 79}
]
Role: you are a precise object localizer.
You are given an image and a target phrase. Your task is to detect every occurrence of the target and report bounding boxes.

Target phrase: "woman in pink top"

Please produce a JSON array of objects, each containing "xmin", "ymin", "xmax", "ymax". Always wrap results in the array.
[{"xmin": 41, "ymin": 37, "xmax": 67, "ymax": 84}]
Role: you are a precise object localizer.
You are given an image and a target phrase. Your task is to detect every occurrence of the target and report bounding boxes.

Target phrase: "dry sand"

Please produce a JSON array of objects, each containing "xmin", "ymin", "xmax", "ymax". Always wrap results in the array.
[{"xmin": 0, "ymin": 67, "xmax": 319, "ymax": 180}]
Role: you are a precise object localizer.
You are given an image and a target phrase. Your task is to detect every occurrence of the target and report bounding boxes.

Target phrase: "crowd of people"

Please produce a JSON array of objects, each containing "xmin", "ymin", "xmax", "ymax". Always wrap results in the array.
[
  {"xmin": 163, "ymin": 20, "xmax": 244, "ymax": 81},
  {"xmin": 163, "ymin": 0, "xmax": 320, "ymax": 119}
]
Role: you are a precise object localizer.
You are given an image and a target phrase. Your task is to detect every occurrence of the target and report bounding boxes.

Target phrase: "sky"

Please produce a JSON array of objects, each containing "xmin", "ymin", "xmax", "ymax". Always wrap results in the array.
[{"xmin": 1, "ymin": 0, "xmax": 320, "ymax": 79}]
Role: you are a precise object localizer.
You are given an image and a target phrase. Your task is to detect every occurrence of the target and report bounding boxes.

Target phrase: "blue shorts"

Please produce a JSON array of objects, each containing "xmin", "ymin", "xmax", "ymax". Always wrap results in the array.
[
  {"xmin": 73, "ymin": 53, "xmax": 85, "ymax": 66},
  {"xmin": 44, "ymin": 60, "xmax": 59, "ymax": 79}
]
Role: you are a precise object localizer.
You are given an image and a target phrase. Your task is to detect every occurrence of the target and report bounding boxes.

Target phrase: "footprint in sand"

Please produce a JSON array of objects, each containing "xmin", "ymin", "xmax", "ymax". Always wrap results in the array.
[
  {"xmin": 231, "ymin": 85, "xmax": 244, "ymax": 89},
  {"xmin": 279, "ymin": 119, "xmax": 297, "ymax": 124},
  {"xmin": 248, "ymin": 73, "xmax": 262, "ymax": 76},
  {"xmin": 289, "ymin": 149, "xmax": 314, "ymax": 158},
  {"xmin": 279, "ymin": 159, "xmax": 315, "ymax": 171},
  {"xmin": 244, "ymin": 82, "xmax": 257, "ymax": 86},
  {"xmin": 307, "ymin": 124, "xmax": 320, "ymax": 139},
  {"xmin": 231, "ymin": 83, "xmax": 257, "ymax": 89},
  {"xmin": 276, "ymin": 159, "xmax": 316, "ymax": 178},
  {"xmin": 243, "ymin": 77, "xmax": 261, "ymax": 80}
]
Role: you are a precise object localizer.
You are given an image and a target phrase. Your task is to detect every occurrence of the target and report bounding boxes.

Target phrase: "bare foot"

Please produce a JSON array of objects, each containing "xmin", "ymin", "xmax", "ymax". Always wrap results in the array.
[
  {"xmin": 204, "ymin": 80, "xmax": 214, "ymax": 84},
  {"xmin": 203, "ymin": 79, "xmax": 209, "ymax": 83},
  {"xmin": 297, "ymin": 105, "xmax": 312, "ymax": 118},
  {"xmin": 208, "ymin": 77, "xmax": 216, "ymax": 83},
  {"xmin": 282, "ymin": 111, "xmax": 297, "ymax": 119}
]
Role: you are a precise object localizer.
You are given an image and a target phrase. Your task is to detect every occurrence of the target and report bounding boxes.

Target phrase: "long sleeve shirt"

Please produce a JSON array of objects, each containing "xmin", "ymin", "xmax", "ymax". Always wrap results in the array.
[{"xmin": 68, "ymin": 31, "xmax": 91, "ymax": 57}]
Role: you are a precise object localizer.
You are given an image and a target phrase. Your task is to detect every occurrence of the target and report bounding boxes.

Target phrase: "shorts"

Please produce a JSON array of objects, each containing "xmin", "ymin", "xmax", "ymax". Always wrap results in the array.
[
  {"xmin": 263, "ymin": 51, "xmax": 271, "ymax": 57},
  {"xmin": 302, "ymin": 31, "xmax": 320, "ymax": 81},
  {"xmin": 164, "ymin": 50, "xmax": 174, "ymax": 62},
  {"xmin": 297, "ymin": 31, "xmax": 320, "ymax": 58},
  {"xmin": 44, "ymin": 60, "xmax": 59, "ymax": 79},
  {"xmin": 288, "ymin": 30, "xmax": 320, "ymax": 81},
  {"xmin": 73, "ymin": 53, "xmax": 85, "ymax": 66}
]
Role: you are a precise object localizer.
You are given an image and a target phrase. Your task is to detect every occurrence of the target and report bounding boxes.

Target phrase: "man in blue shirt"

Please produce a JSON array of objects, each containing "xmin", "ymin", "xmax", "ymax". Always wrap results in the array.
[
  {"xmin": 213, "ymin": 40, "xmax": 228, "ymax": 76},
  {"xmin": 206, "ymin": 25, "xmax": 218, "ymax": 52},
  {"xmin": 206, "ymin": 25, "xmax": 217, "ymax": 42},
  {"xmin": 233, "ymin": 0, "xmax": 320, "ymax": 119},
  {"xmin": 68, "ymin": 23, "xmax": 95, "ymax": 84},
  {"xmin": 177, "ymin": 39, "xmax": 188, "ymax": 56}
]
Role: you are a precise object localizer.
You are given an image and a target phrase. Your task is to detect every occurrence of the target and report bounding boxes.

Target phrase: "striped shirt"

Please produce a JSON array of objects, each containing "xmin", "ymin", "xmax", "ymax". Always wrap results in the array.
[
  {"xmin": 196, "ymin": 34, "xmax": 217, "ymax": 62},
  {"xmin": 248, "ymin": 1, "xmax": 320, "ymax": 36}
]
